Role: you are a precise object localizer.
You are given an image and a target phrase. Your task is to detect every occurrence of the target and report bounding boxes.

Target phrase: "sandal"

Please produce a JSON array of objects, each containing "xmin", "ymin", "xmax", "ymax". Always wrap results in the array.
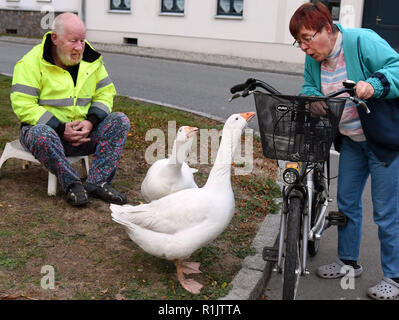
[
  {"xmin": 367, "ymin": 277, "xmax": 399, "ymax": 300},
  {"xmin": 316, "ymin": 259, "xmax": 363, "ymax": 279},
  {"xmin": 66, "ymin": 182, "xmax": 88, "ymax": 206},
  {"xmin": 85, "ymin": 182, "xmax": 127, "ymax": 205}
]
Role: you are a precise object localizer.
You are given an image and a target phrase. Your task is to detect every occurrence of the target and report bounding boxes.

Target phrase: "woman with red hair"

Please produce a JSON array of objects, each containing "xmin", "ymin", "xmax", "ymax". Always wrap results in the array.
[{"xmin": 289, "ymin": 1, "xmax": 399, "ymax": 300}]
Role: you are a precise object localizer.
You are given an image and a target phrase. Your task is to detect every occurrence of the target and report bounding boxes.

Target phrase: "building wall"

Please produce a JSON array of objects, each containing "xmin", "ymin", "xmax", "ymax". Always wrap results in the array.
[
  {"xmin": 0, "ymin": 0, "xmax": 366, "ymax": 63},
  {"xmin": 339, "ymin": 0, "xmax": 364, "ymax": 28},
  {"xmin": 0, "ymin": 0, "xmax": 81, "ymax": 37},
  {"xmin": 85, "ymin": 0, "xmax": 307, "ymax": 64}
]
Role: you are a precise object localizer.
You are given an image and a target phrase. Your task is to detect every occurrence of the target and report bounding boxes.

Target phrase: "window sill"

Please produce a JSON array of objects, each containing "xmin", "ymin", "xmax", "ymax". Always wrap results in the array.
[
  {"xmin": 159, "ymin": 12, "xmax": 185, "ymax": 17},
  {"xmin": 215, "ymin": 15, "xmax": 243, "ymax": 20},
  {"xmin": 107, "ymin": 9, "xmax": 131, "ymax": 14}
]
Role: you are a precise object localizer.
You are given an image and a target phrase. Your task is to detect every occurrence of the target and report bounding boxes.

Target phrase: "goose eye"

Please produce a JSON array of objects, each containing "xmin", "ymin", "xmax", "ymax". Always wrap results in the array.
[{"xmin": 235, "ymin": 117, "xmax": 239, "ymax": 120}]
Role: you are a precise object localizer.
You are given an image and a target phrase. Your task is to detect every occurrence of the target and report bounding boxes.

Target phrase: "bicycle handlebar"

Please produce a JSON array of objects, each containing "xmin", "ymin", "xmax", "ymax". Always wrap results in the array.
[
  {"xmin": 230, "ymin": 78, "xmax": 281, "ymax": 95},
  {"xmin": 326, "ymin": 84, "xmax": 370, "ymax": 113},
  {"xmin": 229, "ymin": 78, "xmax": 370, "ymax": 113},
  {"xmin": 230, "ymin": 78, "xmax": 257, "ymax": 94}
]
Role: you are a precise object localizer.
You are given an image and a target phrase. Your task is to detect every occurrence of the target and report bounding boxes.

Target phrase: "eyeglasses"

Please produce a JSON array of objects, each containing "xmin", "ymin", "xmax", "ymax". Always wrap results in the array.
[{"xmin": 293, "ymin": 31, "xmax": 319, "ymax": 48}]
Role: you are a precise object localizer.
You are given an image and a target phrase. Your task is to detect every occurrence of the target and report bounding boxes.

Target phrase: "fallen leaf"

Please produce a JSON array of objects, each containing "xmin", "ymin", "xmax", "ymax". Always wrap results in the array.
[
  {"xmin": 115, "ymin": 293, "xmax": 126, "ymax": 300},
  {"xmin": 170, "ymin": 280, "xmax": 176, "ymax": 295},
  {"xmin": 1, "ymin": 294, "xmax": 37, "ymax": 300},
  {"xmin": 1, "ymin": 294, "xmax": 20, "ymax": 300},
  {"xmin": 20, "ymin": 294, "xmax": 37, "ymax": 300},
  {"xmin": 100, "ymin": 289, "xmax": 108, "ymax": 295}
]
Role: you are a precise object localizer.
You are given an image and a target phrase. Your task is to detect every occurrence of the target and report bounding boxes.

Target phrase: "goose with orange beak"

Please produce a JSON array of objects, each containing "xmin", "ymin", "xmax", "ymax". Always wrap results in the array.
[
  {"xmin": 141, "ymin": 126, "xmax": 199, "ymax": 202},
  {"xmin": 111, "ymin": 112, "xmax": 255, "ymax": 294}
]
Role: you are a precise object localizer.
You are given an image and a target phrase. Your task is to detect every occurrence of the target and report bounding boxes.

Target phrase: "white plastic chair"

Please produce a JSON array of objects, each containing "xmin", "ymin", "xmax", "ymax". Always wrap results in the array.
[{"xmin": 0, "ymin": 140, "xmax": 89, "ymax": 196}]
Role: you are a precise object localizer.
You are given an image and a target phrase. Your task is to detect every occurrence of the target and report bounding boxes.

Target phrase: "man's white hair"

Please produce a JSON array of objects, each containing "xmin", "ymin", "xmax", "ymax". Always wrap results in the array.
[{"xmin": 52, "ymin": 12, "xmax": 85, "ymax": 35}]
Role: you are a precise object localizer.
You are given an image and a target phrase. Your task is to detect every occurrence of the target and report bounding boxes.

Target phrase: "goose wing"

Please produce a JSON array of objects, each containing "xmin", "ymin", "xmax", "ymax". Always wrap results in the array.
[{"xmin": 110, "ymin": 187, "xmax": 213, "ymax": 234}]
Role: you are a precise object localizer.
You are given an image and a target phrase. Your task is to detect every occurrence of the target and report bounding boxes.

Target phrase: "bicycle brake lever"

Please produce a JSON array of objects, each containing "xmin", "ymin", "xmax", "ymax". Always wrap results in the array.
[
  {"xmin": 229, "ymin": 89, "xmax": 255, "ymax": 101},
  {"xmin": 359, "ymin": 101, "xmax": 371, "ymax": 114},
  {"xmin": 350, "ymin": 97, "xmax": 371, "ymax": 114},
  {"xmin": 229, "ymin": 93, "xmax": 241, "ymax": 102}
]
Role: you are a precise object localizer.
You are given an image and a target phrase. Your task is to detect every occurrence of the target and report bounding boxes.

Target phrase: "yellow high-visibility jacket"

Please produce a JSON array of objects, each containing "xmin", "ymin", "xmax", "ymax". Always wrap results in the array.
[{"xmin": 10, "ymin": 32, "xmax": 116, "ymax": 136}]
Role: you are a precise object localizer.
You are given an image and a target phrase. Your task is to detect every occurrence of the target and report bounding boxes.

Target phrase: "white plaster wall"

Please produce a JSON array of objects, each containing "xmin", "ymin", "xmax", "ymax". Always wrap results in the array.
[
  {"xmin": 0, "ymin": 0, "xmax": 369, "ymax": 63},
  {"xmin": 339, "ymin": 0, "xmax": 364, "ymax": 28},
  {"xmin": 85, "ymin": 0, "xmax": 306, "ymax": 44},
  {"xmin": 85, "ymin": 0, "xmax": 307, "ymax": 63}
]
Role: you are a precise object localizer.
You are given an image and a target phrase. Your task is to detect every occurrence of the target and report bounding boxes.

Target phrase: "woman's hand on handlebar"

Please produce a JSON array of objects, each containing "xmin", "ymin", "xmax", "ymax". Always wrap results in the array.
[
  {"xmin": 355, "ymin": 81, "xmax": 374, "ymax": 100},
  {"xmin": 309, "ymin": 100, "xmax": 327, "ymax": 117}
]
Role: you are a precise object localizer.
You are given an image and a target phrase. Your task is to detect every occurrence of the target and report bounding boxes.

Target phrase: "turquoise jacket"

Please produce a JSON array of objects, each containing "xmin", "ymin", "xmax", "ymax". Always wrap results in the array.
[
  {"xmin": 301, "ymin": 24, "xmax": 399, "ymax": 99},
  {"xmin": 300, "ymin": 24, "xmax": 399, "ymax": 165}
]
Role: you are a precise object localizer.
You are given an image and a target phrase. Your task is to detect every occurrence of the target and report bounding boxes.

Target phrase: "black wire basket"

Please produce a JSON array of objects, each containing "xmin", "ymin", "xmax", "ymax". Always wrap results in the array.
[{"xmin": 254, "ymin": 92, "xmax": 346, "ymax": 162}]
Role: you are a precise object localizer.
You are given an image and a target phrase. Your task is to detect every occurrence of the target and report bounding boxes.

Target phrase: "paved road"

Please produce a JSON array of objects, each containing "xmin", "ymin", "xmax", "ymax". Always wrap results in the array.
[{"xmin": 0, "ymin": 41, "xmax": 303, "ymax": 133}]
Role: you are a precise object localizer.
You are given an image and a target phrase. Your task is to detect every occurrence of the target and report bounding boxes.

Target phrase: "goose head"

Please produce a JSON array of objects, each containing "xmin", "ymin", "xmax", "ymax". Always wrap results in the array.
[
  {"xmin": 221, "ymin": 112, "xmax": 256, "ymax": 155},
  {"xmin": 176, "ymin": 126, "xmax": 198, "ymax": 143},
  {"xmin": 223, "ymin": 112, "xmax": 255, "ymax": 131},
  {"xmin": 171, "ymin": 126, "xmax": 198, "ymax": 164},
  {"xmin": 207, "ymin": 112, "xmax": 255, "ymax": 182}
]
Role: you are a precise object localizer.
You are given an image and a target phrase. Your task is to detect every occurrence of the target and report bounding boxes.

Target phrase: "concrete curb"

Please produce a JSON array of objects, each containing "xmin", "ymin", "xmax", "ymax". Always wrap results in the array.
[{"xmin": 220, "ymin": 209, "xmax": 281, "ymax": 300}]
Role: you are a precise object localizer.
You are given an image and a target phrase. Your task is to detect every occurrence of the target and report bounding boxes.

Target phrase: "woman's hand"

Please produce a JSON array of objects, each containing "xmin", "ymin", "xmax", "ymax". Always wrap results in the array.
[
  {"xmin": 355, "ymin": 81, "xmax": 375, "ymax": 100},
  {"xmin": 309, "ymin": 100, "xmax": 327, "ymax": 117}
]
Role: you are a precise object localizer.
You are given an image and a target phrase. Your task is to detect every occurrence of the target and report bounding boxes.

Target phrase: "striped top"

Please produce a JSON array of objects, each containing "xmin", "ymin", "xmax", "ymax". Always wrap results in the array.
[{"xmin": 321, "ymin": 32, "xmax": 365, "ymax": 141}]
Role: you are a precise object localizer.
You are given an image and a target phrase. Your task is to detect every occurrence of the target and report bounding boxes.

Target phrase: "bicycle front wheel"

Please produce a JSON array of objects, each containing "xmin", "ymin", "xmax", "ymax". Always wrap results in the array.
[{"xmin": 282, "ymin": 196, "xmax": 302, "ymax": 300}]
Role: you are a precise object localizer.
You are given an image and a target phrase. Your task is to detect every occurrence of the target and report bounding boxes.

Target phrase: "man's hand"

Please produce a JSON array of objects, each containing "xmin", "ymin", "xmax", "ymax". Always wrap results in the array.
[
  {"xmin": 63, "ymin": 120, "xmax": 93, "ymax": 146},
  {"xmin": 355, "ymin": 81, "xmax": 375, "ymax": 100},
  {"xmin": 73, "ymin": 120, "xmax": 93, "ymax": 137}
]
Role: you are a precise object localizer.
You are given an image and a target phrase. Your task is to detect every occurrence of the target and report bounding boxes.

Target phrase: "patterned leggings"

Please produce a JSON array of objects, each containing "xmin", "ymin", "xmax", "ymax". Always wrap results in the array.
[{"xmin": 19, "ymin": 112, "xmax": 130, "ymax": 192}]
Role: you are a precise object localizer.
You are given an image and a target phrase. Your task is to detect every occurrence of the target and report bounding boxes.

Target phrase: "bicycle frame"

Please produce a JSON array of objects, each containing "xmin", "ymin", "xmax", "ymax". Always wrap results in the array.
[
  {"xmin": 276, "ymin": 161, "xmax": 329, "ymax": 275},
  {"xmin": 229, "ymin": 77, "xmax": 367, "ymax": 299}
]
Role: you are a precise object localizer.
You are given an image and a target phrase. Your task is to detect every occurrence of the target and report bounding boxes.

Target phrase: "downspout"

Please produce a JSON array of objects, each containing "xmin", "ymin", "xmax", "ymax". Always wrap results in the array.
[{"xmin": 81, "ymin": 0, "xmax": 86, "ymax": 24}]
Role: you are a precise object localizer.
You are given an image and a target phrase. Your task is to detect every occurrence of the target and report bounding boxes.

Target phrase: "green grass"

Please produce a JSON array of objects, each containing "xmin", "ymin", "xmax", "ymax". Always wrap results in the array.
[{"xmin": 0, "ymin": 73, "xmax": 280, "ymax": 300}]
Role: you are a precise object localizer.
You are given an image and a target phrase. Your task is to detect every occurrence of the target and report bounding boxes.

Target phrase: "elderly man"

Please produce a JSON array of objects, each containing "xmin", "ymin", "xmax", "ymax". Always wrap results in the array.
[{"xmin": 10, "ymin": 13, "xmax": 130, "ymax": 206}]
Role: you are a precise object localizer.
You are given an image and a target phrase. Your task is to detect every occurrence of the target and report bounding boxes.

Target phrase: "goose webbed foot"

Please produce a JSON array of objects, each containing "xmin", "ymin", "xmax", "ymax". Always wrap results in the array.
[
  {"xmin": 181, "ymin": 261, "xmax": 202, "ymax": 275},
  {"xmin": 175, "ymin": 259, "xmax": 203, "ymax": 294}
]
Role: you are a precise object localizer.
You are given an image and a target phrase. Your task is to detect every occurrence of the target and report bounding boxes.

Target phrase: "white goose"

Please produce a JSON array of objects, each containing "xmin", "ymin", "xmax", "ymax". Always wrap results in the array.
[
  {"xmin": 110, "ymin": 112, "xmax": 255, "ymax": 294},
  {"xmin": 141, "ymin": 126, "xmax": 198, "ymax": 202}
]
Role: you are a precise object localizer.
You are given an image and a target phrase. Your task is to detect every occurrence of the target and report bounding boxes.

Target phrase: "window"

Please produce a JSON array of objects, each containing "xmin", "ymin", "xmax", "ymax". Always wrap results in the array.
[
  {"xmin": 313, "ymin": 0, "xmax": 341, "ymax": 22},
  {"xmin": 161, "ymin": 0, "xmax": 185, "ymax": 14},
  {"xmin": 110, "ymin": 0, "xmax": 131, "ymax": 11},
  {"xmin": 217, "ymin": 0, "xmax": 243, "ymax": 16}
]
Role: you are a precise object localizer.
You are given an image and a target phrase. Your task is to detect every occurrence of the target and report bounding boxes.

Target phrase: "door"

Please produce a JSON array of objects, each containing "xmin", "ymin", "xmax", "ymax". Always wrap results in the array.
[{"xmin": 362, "ymin": 0, "xmax": 399, "ymax": 51}]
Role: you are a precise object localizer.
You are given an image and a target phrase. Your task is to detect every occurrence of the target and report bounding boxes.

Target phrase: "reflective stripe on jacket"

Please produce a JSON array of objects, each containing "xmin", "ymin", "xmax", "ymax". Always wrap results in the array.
[{"xmin": 10, "ymin": 32, "xmax": 116, "ymax": 132}]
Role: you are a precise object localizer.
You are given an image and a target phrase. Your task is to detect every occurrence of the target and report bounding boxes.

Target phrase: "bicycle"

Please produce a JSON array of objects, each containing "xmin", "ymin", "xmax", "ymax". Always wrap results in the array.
[{"xmin": 229, "ymin": 78, "xmax": 369, "ymax": 300}]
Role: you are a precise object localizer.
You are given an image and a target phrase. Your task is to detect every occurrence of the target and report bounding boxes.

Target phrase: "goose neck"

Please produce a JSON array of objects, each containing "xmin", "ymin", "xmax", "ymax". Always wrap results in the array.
[
  {"xmin": 168, "ymin": 140, "xmax": 186, "ymax": 167},
  {"xmin": 206, "ymin": 129, "xmax": 237, "ymax": 185}
]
